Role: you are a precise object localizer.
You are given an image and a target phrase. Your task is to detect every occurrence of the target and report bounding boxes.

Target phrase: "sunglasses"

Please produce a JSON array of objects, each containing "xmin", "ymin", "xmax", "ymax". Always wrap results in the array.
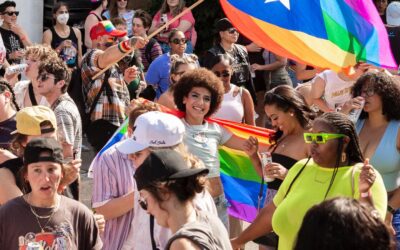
[
  {"xmin": 138, "ymin": 196, "xmax": 148, "ymax": 210},
  {"xmin": 213, "ymin": 70, "xmax": 230, "ymax": 78},
  {"xmin": 303, "ymin": 133, "xmax": 345, "ymax": 144},
  {"xmin": 227, "ymin": 28, "xmax": 238, "ymax": 34},
  {"xmin": 3, "ymin": 11, "xmax": 19, "ymax": 16},
  {"xmin": 37, "ymin": 73, "xmax": 56, "ymax": 82},
  {"xmin": 361, "ymin": 88, "xmax": 374, "ymax": 97},
  {"xmin": 170, "ymin": 38, "xmax": 187, "ymax": 45}
]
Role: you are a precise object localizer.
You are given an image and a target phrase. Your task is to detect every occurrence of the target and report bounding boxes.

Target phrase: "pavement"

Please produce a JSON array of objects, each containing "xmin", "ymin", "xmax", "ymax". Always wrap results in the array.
[{"xmin": 78, "ymin": 137, "xmax": 258, "ymax": 250}]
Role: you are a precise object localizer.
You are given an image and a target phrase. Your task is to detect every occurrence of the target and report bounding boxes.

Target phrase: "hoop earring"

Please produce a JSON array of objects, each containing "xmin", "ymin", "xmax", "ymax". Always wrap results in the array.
[{"xmin": 341, "ymin": 152, "xmax": 346, "ymax": 163}]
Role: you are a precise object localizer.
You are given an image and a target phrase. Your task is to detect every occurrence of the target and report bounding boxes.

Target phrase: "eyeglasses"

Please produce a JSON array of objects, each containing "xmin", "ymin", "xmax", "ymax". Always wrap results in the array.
[
  {"xmin": 138, "ymin": 196, "xmax": 148, "ymax": 210},
  {"xmin": 361, "ymin": 88, "xmax": 374, "ymax": 97},
  {"xmin": 170, "ymin": 38, "xmax": 187, "ymax": 45},
  {"xmin": 303, "ymin": 133, "xmax": 345, "ymax": 144},
  {"xmin": 213, "ymin": 70, "xmax": 231, "ymax": 78},
  {"xmin": 3, "ymin": 11, "xmax": 19, "ymax": 16},
  {"xmin": 37, "ymin": 73, "xmax": 56, "ymax": 82},
  {"xmin": 227, "ymin": 28, "xmax": 238, "ymax": 34}
]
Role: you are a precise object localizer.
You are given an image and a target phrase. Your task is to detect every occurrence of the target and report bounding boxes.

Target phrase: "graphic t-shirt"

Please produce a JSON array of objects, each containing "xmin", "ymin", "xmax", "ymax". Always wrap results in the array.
[
  {"xmin": 0, "ymin": 26, "xmax": 23, "ymax": 64},
  {"xmin": 0, "ymin": 196, "xmax": 102, "ymax": 250}
]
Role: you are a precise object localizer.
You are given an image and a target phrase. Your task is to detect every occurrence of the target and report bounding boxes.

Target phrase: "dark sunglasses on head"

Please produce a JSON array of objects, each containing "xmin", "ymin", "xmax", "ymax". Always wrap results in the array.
[
  {"xmin": 170, "ymin": 38, "xmax": 187, "ymax": 45},
  {"xmin": 138, "ymin": 197, "xmax": 148, "ymax": 210},
  {"xmin": 3, "ymin": 11, "xmax": 19, "ymax": 16},
  {"xmin": 213, "ymin": 70, "xmax": 231, "ymax": 78},
  {"xmin": 227, "ymin": 28, "xmax": 238, "ymax": 34},
  {"xmin": 37, "ymin": 73, "xmax": 56, "ymax": 82}
]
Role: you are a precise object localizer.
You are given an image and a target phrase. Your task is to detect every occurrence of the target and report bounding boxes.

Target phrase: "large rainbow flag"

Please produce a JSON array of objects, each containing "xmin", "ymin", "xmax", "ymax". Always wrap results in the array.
[
  {"xmin": 220, "ymin": 0, "xmax": 397, "ymax": 72},
  {"xmin": 89, "ymin": 100, "xmax": 274, "ymax": 222}
]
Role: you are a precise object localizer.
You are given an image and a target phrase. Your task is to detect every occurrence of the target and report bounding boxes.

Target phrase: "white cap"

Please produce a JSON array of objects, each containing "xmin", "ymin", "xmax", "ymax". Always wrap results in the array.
[
  {"xmin": 387, "ymin": 2, "xmax": 400, "ymax": 26},
  {"xmin": 117, "ymin": 111, "xmax": 185, "ymax": 154}
]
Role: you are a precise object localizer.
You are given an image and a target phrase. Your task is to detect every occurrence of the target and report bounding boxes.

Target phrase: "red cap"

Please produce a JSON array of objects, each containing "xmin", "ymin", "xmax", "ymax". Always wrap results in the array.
[{"xmin": 90, "ymin": 20, "xmax": 127, "ymax": 41}]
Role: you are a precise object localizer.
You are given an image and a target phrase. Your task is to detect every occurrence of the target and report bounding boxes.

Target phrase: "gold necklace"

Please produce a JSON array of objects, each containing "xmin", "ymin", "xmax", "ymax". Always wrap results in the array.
[{"xmin": 27, "ymin": 193, "xmax": 61, "ymax": 233}]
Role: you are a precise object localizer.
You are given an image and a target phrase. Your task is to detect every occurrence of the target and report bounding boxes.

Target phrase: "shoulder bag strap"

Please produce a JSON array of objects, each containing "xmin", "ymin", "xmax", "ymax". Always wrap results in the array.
[
  {"xmin": 149, "ymin": 215, "xmax": 159, "ymax": 250},
  {"xmin": 28, "ymin": 83, "xmax": 38, "ymax": 106}
]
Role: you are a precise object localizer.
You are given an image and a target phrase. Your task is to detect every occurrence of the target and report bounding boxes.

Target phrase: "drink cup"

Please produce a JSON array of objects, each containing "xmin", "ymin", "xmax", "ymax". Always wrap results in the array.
[
  {"xmin": 5, "ymin": 63, "xmax": 27, "ymax": 75},
  {"xmin": 261, "ymin": 152, "xmax": 275, "ymax": 182}
]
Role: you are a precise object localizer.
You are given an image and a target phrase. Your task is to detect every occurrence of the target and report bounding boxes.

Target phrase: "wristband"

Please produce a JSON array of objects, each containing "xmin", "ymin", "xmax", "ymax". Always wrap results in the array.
[
  {"xmin": 121, "ymin": 40, "xmax": 132, "ymax": 52},
  {"xmin": 360, "ymin": 190, "xmax": 371, "ymax": 198},
  {"xmin": 117, "ymin": 42, "xmax": 126, "ymax": 54},
  {"xmin": 388, "ymin": 205, "xmax": 396, "ymax": 215}
]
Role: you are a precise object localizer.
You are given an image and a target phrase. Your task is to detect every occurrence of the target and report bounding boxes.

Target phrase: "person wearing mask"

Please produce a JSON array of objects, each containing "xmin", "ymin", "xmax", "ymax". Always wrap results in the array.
[
  {"xmin": 84, "ymin": 0, "xmax": 108, "ymax": 49},
  {"xmin": 0, "ymin": 1, "xmax": 31, "ymax": 65},
  {"xmin": 232, "ymin": 112, "xmax": 387, "ymax": 250},
  {"xmin": 0, "ymin": 137, "xmax": 102, "ymax": 249},
  {"xmin": 145, "ymin": 29, "xmax": 195, "ymax": 99},
  {"xmin": 148, "ymin": 0, "xmax": 196, "ymax": 53},
  {"xmin": 104, "ymin": 0, "xmax": 135, "ymax": 37},
  {"xmin": 81, "ymin": 20, "xmax": 146, "ymax": 151}
]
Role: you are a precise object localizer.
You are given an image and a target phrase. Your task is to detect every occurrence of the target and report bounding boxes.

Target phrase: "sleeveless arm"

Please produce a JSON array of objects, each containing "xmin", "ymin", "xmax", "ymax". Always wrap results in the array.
[{"xmin": 42, "ymin": 29, "xmax": 52, "ymax": 46}]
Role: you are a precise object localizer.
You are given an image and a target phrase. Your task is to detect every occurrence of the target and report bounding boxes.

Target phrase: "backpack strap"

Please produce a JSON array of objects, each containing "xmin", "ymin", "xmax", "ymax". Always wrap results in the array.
[{"xmin": 87, "ymin": 69, "xmax": 112, "ymax": 118}]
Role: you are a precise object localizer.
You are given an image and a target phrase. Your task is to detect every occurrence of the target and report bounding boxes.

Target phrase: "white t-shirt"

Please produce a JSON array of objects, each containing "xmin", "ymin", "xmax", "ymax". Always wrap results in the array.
[
  {"xmin": 13, "ymin": 80, "xmax": 49, "ymax": 109},
  {"xmin": 214, "ymin": 84, "xmax": 244, "ymax": 123},
  {"xmin": 121, "ymin": 186, "xmax": 217, "ymax": 250}
]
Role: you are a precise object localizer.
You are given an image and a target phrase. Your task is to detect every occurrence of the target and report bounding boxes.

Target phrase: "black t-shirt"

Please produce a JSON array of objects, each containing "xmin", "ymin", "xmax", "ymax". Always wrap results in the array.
[
  {"xmin": 0, "ymin": 114, "xmax": 16, "ymax": 150},
  {"xmin": 0, "ymin": 26, "xmax": 23, "ymax": 64},
  {"xmin": 387, "ymin": 25, "xmax": 400, "ymax": 65}
]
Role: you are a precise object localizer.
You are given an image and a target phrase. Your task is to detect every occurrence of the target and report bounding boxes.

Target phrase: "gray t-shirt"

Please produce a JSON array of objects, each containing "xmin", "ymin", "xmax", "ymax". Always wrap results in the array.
[
  {"xmin": 165, "ymin": 211, "xmax": 232, "ymax": 250},
  {"xmin": 182, "ymin": 119, "xmax": 232, "ymax": 178}
]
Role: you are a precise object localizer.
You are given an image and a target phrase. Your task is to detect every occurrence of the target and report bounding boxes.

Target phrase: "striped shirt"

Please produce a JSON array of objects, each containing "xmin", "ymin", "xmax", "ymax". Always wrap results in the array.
[
  {"xmin": 92, "ymin": 142, "xmax": 135, "ymax": 250},
  {"xmin": 81, "ymin": 49, "xmax": 130, "ymax": 127},
  {"xmin": 139, "ymin": 39, "xmax": 163, "ymax": 71}
]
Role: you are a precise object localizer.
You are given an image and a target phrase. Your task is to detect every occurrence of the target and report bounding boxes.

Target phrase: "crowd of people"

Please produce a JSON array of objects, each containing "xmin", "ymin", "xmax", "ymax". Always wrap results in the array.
[{"xmin": 0, "ymin": 0, "xmax": 400, "ymax": 249}]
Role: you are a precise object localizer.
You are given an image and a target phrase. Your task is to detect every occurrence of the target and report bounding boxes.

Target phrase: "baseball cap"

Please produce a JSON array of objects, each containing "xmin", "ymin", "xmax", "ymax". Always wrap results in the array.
[
  {"xmin": 387, "ymin": 2, "xmax": 400, "ymax": 26},
  {"xmin": 216, "ymin": 18, "xmax": 233, "ymax": 32},
  {"xmin": 11, "ymin": 106, "xmax": 57, "ymax": 135},
  {"xmin": 134, "ymin": 149, "xmax": 209, "ymax": 190},
  {"xmin": 90, "ymin": 20, "xmax": 127, "ymax": 40},
  {"xmin": 117, "ymin": 111, "xmax": 185, "ymax": 154},
  {"xmin": 24, "ymin": 137, "xmax": 64, "ymax": 165}
]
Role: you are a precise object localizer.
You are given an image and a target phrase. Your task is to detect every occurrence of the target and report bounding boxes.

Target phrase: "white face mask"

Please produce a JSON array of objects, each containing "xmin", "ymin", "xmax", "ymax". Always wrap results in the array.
[{"xmin": 57, "ymin": 13, "xmax": 69, "ymax": 25}]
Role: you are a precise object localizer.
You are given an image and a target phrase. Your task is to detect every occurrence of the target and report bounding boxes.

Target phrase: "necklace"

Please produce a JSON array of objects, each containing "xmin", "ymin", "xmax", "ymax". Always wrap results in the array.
[{"xmin": 27, "ymin": 193, "xmax": 61, "ymax": 233}]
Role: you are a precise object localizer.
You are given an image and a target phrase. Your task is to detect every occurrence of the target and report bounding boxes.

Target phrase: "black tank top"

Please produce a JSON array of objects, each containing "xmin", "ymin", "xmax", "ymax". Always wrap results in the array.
[
  {"xmin": 50, "ymin": 26, "xmax": 79, "ymax": 68},
  {"xmin": 268, "ymin": 153, "xmax": 298, "ymax": 190}
]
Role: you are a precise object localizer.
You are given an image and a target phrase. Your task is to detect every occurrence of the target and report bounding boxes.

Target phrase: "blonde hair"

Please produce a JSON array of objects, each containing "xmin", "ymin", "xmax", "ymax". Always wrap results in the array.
[{"xmin": 25, "ymin": 44, "xmax": 58, "ymax": 61}]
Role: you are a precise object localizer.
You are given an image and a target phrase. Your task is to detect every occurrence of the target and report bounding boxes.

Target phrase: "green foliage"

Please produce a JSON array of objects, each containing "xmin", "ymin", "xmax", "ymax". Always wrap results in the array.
[{"xmin": 149, "ymin": 0, "xmax": 225, "ymax": 55}]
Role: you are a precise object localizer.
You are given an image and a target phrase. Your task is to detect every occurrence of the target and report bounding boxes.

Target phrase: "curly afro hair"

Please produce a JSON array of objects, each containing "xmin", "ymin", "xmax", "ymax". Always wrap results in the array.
[
  {"xmin": 173, "ymin": 68, "xmax": 224, "ymax": 118},
  {"xmin": 352, "ymin": 71, "xmax": 400, "ymax": 121}
]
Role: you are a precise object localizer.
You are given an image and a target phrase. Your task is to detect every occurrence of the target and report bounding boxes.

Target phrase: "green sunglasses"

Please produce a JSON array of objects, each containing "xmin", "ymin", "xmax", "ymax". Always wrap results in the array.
[{"xmin": 303, "ymin": 133, "xmax": 345, "ymax": 144}]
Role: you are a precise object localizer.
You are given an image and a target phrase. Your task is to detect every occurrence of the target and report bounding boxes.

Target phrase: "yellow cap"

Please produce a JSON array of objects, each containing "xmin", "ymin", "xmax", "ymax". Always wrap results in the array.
[{"xmin": 11, "ymin": 106, "xmax": 57, "ymax": 135}]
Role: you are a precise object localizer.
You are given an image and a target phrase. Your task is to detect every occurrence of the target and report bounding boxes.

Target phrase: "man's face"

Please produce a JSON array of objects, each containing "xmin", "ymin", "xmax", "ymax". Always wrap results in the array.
[
  {"xmin": 1, "ymin": 6, "xmax": 18, "ymax": 25},
  {"xmin": 36, "ymin": 71, "xmax": 59, "ymax": 97}
]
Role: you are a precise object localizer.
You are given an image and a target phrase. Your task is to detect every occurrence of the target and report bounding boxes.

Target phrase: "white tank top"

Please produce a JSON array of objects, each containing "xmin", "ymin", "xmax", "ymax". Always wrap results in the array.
[
  {"xmin": 214, "ymin": 84, "xmax": 244, "ymax": 123},
  {"xmin": 316, "ymin": 70, "xmax": 354, "ymax": 110}
]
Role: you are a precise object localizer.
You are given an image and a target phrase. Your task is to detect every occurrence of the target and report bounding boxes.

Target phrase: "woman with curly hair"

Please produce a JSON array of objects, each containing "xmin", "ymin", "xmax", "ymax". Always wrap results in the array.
[
  {"xmin": 174, "ymin": 68, "xmax": 249, "ymax": 230},
  {"xmin": 351, "ymin": 71, "xmax": 400, "ymax": 244}
]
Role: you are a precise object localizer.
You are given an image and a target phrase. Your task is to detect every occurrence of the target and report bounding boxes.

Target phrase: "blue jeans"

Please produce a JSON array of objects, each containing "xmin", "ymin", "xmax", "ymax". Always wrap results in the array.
[
  {"xmin": 393, "ymin": 209, "xmax": 400, "ymax": 249},
  {"xmin": 214, "ymin": 193, "xmax": 230, "ymax": 232},
  {"xmin": 159, "ymin": 41, "xmax": 193, "ymax": 54}
]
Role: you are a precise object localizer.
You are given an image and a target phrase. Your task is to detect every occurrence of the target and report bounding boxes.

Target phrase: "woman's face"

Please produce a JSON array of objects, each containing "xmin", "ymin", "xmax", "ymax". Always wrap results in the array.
[
  {"xmin": 26, "ymin": 157, "xmax": 63, "ymax": 200},
  {"xmin": 169, "ymin": 31, "xmax": 186, "ymax": 55},
  {"xmin": 54, "ymin": 5, "xmax": 68, "ymax": 23},
  {"xmin": 308, "ymin": 120, "xmax": 341, "ymax": 167},
  {"xmin": 374, "ymin": 0, "xmax": 387, "ymax": 14},
  {"xmin": 170, "ymin": 63, "xmax": 196, "ymax": 83},
  {"xmin": 132, "ymin": 17, "xmax": 147, "ymax": 36},
  {"xmin": 25, "ymin": 55, "xmax": 40, "ymax": 82},
  {"xmin": 116, "ymin": 0, "xmax": 127, "ymax": 9},
  {"xmin": 128, "ymin": 148, "xmax": 151, "ymax": 169},
  {"xmin": 264, "ymin": 104, "xmax": 296, "ymax": 135},
  {"xmin": 139, "ymin": 189, "xmax": 170, "ymax": 228},
  {"xmin": 167, "ymin": 0, "xmax": 180, "ymax": 8},
  {"xmin": 211, "ymin": 61, "xmax": 232, "ymax": 87},
  {"xmin": 220, "ymin": 28, "xmax": 239, "ymax": 44},
  {"xmin": 360, "ymin": 82, "xmax": 382, "ymax": 114},
  {"xmin": 183, "ymin": 87, "xmax": 212, "ymax": 122}
]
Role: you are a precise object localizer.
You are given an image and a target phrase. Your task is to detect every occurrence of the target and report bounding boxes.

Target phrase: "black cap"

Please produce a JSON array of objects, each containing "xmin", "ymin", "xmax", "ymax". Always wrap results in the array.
[
  {"xmin": 24, "ymin": 138, "xmax": 64, "ymax": 165},
  {"xmin": 134, "ymin": 149, "xmax": 209, "ymax": 191},
  {"xmin": 215, "ymin": 18, "xmax": 233, "ymax": 32},
  {"xmin": 0, "ymin": 1, "xmax": 16, "ymax": 13}
]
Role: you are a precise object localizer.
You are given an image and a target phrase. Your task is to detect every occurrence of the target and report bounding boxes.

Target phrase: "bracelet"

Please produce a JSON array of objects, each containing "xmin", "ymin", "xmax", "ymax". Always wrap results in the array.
[
  {"xmin": 388, "ymin": 205, "xmax": 396, "ymax": 215},
  {"xmin": 117, "ymin": 42, "xmax": 126, "ymax": 54},
  {"xmin": 360, "ymin": 190, "xmax": 371, "ymax": 198},
  {"xmin": 121, "ymin": 40, "xmax": 132, "ymax": 52}
]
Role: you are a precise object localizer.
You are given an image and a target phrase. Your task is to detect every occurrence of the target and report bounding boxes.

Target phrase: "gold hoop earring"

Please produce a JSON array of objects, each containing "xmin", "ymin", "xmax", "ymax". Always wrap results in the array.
[{"xmin": 341, "ymin": 152, "xmax": 346, "ymax": 163}]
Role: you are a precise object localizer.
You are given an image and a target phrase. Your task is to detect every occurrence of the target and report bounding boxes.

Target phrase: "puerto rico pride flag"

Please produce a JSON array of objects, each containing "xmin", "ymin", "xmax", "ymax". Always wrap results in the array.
[
  {"xmin": 220, "ymin": 0, "xmax": 397, "ymax": 71},
  {"xmin": 89, "ymin": 99, "xmax": 274, "ymax": 222}
]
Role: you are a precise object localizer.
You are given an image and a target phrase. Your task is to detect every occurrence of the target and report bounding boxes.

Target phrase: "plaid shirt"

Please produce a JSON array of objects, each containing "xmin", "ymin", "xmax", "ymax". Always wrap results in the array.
[{"xmin": 81, "ymin": 49, "xmax": 130, "ymax": 127}]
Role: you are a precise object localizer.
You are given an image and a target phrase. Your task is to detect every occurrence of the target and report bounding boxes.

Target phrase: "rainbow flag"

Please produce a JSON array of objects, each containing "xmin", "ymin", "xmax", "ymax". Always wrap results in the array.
[
  {"xmin": 89, "ymin": 100, "xmax": 274, "ymax": 222},
  {"xmin": 220, "ymin": 0, "xmax": 397, "ymax": 72}
]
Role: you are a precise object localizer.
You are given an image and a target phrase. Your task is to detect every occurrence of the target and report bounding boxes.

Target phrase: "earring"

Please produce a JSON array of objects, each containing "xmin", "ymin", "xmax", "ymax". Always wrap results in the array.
[
  {"xmin": 290, "ymin": 113, "xmax": 294, "ymax": 117},
  {"xmin": 341, "ymin": 152, "xmax": 346, "ymax": 163}
]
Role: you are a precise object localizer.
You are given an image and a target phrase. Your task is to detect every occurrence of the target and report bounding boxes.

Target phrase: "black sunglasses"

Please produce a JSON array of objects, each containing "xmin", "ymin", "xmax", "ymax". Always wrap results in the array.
[
  {"xmin": 37, "ymin": 73, "xmax": 56, "ymax": 82},
  {"xmin": 227, "ymin": 28, "xmax": 238, "ymax": 34},
  {"xmin": 138, "ymin": 197, "xmax": 148, "ymax": 210},
  {"xmin": 170, "ymin": 38, "xmax": 187, "ymax": 45},
  {"xmin": 3, "ymin": 11, "xmax": 19, "ymax": 16},
  {"xmin": 213, "ymin": 70, "xmax": 231, "ymax": 78}
]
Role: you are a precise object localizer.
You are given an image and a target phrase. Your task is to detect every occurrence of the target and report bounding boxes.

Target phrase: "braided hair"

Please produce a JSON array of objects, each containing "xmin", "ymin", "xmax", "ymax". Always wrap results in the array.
[{"xmin": 0, "ymin": 79, "xmax": 20, "ymax": 111}]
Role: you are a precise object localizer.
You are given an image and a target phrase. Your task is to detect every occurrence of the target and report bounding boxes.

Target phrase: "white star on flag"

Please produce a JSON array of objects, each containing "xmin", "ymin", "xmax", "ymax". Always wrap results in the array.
[{"xmin": 264, "ymin": 0, "xmax": 290, "ymax": 10}]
